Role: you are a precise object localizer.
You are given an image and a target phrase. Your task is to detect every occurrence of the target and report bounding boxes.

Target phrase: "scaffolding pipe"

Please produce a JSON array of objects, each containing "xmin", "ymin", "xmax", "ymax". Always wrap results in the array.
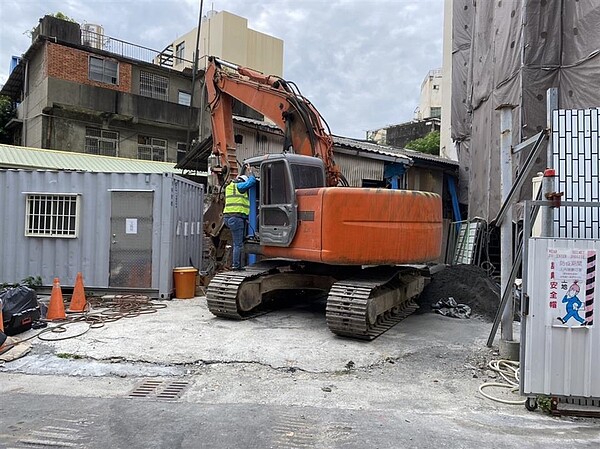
[
  {"xmin": 499, "ymin": 105, "xmax": 515, "ymax": 343},
  {"xmin": 542, "ymin": 88, "xmax": 558, "ymax": 237}
]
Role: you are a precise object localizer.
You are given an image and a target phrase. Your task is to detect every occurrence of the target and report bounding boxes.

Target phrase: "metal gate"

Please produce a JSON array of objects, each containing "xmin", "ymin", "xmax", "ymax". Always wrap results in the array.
[{"xmin": 109, "ymin": 190, "xmax": 153, "ymax": 288}]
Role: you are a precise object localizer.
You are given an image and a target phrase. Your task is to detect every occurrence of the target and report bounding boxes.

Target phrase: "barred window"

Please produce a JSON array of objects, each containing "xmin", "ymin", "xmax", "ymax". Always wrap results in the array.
[
  {"xmin": 138, "ymin": 135, "xmax": 167, "ymax": 161},
  {"xmin": 25, "ymin": 194, "xmax": 80, "ymax": 238},
  {"xmin": 85, "ymin": 127, "xmax": 118, "ymax": 156},
  {"xmin": 140, "ymin": 71, "xmax": 169, "ymax": 101},
  {"xmin": 89, "ymin": 56, "xmax": 118, "ymax": 84}
]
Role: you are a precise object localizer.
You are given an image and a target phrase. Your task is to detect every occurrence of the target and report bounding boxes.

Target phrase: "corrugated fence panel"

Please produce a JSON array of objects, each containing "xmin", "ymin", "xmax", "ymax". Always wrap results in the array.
[
  {"xmin": 524, "ymin": 238, "xmax": 600, "ymax": 398},
  {"xmin": 334, "ymin": 153, "xmax": 384, "ymax": 187}
]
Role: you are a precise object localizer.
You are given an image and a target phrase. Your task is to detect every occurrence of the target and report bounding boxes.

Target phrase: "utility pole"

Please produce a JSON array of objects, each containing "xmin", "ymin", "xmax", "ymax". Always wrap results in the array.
[{"xmin": 185, "ymin": 0, "xmax": 205, "ymax": 155}]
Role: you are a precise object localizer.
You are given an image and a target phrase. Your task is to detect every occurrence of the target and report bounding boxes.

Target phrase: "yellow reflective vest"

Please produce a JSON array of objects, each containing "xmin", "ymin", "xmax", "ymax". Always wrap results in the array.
[{"xmin": 223, "ymin": 182, "xmax": 250, "ymax": 216}]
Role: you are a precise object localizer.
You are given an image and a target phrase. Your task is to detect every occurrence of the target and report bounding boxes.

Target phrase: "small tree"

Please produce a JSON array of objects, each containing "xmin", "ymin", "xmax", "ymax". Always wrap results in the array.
[
  {"xmin": 405, "ymin": 130, "xmax": 440, "ymax": 155},
  {"xmin": 0, "ymin": 95, "xmax": 16, "ymax": 144},
  {"xmin": 52, "ymin": 12, "xmax": 77, "ymax": 23}
]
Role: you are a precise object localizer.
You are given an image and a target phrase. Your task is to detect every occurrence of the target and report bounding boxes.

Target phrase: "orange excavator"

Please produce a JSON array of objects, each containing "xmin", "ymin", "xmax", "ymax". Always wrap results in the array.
[{"xmin": 204, "ymin": 56, "xmax": 442, "ymax": 339}]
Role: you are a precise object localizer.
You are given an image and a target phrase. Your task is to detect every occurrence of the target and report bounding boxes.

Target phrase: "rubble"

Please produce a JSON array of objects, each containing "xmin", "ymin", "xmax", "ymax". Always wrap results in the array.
[{"xmin": 418, "ymin": 264, "xmax": 500, "ymax": 321}]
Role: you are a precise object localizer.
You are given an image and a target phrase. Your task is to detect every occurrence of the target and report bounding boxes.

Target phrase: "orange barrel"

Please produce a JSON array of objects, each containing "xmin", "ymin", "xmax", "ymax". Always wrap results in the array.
[{"xmin": 173, "ymin": 267, "xmax": 198, "ymax": 299}]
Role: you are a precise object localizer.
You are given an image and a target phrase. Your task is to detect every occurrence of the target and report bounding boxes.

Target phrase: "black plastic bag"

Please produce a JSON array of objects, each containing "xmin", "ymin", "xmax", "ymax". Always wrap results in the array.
[{"xmin": 1, "ymin": 285, "xmax": 41, "ymax": 336}]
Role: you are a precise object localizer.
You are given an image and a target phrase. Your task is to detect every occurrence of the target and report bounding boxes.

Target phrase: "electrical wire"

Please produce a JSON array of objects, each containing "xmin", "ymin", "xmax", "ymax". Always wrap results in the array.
[
  {"xmin": 478, "ymin": 359, "xmax": 526, "ymax": 405},
  {"xmin": 3, "ymin": 295, "xmax": 167, "ymax": 347}
]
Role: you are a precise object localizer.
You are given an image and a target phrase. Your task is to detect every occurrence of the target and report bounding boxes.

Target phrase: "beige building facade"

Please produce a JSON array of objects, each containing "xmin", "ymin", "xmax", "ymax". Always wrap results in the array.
[{"xmin": 165, "ymin": 10, "xmax": 284, "ymax": 76}]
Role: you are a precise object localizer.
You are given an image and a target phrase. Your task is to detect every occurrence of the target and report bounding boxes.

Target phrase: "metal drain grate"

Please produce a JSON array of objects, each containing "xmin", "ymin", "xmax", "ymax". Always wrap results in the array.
[{"xmin": 128, "ymin": 380, "xmax": 189, "ymax": 400}]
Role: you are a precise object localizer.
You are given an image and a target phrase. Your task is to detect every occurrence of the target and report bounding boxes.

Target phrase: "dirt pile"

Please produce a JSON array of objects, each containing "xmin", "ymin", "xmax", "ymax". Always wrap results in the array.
[{"xmin": 417, "ymin": 265, "xmax": 500, "ymax": 322}]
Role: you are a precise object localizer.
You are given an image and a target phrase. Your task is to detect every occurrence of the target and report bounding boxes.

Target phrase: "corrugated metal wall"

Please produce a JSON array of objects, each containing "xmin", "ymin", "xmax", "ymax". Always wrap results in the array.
[
  {"xmin": 524, "ymin": 238, "xmax": 600, "ymax": 398},
  {"xmin": 234, "ymin": 126, "xmax": 284, "ymax": 163},
  {"xmin": 334, "ymin": 153, "xmax": 384, "ymax": 187},
  {"xmin": 0, "ymin": 170, "xmax": 203, "ymax": 298},
  {"xmin": 231, "ymin": 123, "xmax": 387, "ymax": 187}
]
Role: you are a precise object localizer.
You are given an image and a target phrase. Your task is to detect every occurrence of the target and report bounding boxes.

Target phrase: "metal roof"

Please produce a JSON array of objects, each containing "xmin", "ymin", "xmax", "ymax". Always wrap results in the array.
[
  {"xmin": 0, "ymin": 144, "xmax": 182, "ymax": 173},
  {"xmin": 333, "ymin": 135, "xmax": 458, "ymax": 167}
]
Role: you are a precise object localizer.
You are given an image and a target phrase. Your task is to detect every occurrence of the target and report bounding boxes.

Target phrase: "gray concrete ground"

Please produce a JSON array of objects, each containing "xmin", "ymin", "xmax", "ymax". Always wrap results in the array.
[{"xmin": 1, "ymin": 296, "xmax": 599, "ymax": 448}]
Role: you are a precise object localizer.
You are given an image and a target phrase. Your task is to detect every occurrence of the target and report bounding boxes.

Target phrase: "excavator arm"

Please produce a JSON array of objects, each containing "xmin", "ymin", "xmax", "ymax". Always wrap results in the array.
[{"xmin": 205, "ymin": 57, "xmax": 343, "ymax": 187}]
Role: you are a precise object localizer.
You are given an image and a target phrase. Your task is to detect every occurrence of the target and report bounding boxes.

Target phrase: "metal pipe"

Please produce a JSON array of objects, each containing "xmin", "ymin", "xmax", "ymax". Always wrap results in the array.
[
  {"xmin": 499, "ymin": 105, "xmax": 515, "ymax": 342},
  {"xmin": 542, "ymin": 88, "xmax": 558, "ymax": 237}
]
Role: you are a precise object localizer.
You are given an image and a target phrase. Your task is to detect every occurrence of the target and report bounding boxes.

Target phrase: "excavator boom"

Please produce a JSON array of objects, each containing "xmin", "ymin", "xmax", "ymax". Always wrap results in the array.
[{"xmin": 205, "ymin": 57, "xmax": 342, "ymax": 186}]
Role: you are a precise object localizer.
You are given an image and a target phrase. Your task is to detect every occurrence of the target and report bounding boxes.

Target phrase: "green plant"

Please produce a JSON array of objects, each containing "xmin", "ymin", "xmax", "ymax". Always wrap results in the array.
[
  {"xmin": 536, "ymin": 395, "xmax": 553, "ymax": 413},
  {"xmin": 0, "ymin": 95, "xmax": 16, "ymax": 144},
  {"xmin": 0, "ymin": 276, "xmax": 43, "ymax": 290},
  {"xmin": 405, "ymin": 130, "xmax": 440, "ymax": 155}
]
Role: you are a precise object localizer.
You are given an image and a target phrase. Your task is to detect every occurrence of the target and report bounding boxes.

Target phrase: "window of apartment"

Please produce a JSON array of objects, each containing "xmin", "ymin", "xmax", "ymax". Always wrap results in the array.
[
  {"xmin": 178, "ymin": 91, "xmax": 191, "ymax": 106},
  {"xmin": 177, "ymin": 142, "xmax": 187, "ymax": 163},
  {"xmin": 25, "ymin": 194, "xmax": 80, "ymax": 238},
  {"xmin": 433, "ymin": 84, "xmax": 440, "ymax": 90},
  {"xmin": 140, "ymin": 71, "xmax": 169, "ymax": 101},
  {"xmin": 85, "ymin": 127, "xmax": 119, "ymax": 156},
  {"xmin": 138, "ymin": 135, "xmax": 167, "ymax": 161},
  {"xmin": 430, "ymin": 107, "xmax": 441, "ymax": 118},
  {"xmin": 89, "ymin": 56, "xmax": 118, "ymax": 85},
  {"xmin": 175, "ymin": 42, "xmax": 185, "ymax": 64}
]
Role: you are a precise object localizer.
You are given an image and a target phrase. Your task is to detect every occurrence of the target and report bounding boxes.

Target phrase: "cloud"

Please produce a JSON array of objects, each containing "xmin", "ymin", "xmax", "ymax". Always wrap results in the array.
[{"xmin": 0, "ymin": 0, "xmax": 444, "ymax": 138}]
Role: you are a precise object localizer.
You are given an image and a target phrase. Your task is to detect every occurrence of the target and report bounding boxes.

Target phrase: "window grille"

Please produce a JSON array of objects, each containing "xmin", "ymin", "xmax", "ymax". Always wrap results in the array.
[
  {"xmin": 25, "ymin": 194, "xmax": 80, "ymax": 238},
  {"xmin": 138, "ymin": 135, "xmax": 167, "ymax": 161},
  {"xmin": 140, "ymin": 71, "xmax": 169, "ymax": 101},
  {"xmin": 89, "ymin": 56, "xmax": 118, "ymax": 84},
  {"xmin": 85, "ymin": 127, "xmax": 118, "ymax": 156}
]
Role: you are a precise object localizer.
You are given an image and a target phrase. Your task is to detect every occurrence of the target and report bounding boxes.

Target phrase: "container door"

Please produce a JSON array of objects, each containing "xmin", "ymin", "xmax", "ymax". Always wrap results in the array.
[
  {"xmin": 259, "ymin": 159, "xmax": 297, "ymax": 246},
  {"xmin": 109, "ymin": 191, "xmax": 153, "ymax": 288}
]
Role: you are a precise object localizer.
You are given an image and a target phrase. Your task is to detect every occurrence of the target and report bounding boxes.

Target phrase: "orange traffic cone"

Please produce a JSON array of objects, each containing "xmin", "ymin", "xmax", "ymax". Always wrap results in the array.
[
  {"xmin": 67, "ymin": 272, "xmax": 87, "ymax": 313},
  {"xmin": 47, "ymin": 278, "xmax": 66, "ymax": 321}
]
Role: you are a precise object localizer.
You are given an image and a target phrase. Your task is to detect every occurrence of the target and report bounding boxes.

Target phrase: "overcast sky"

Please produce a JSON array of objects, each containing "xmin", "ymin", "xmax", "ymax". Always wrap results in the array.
[{"xmin": 0, "ymin": 0, "xmax": 444, "ymax": 139}]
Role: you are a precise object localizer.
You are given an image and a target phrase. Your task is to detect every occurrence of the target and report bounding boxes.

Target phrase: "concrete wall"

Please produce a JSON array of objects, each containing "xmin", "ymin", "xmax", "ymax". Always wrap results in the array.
[
  {"xmin": 440, "ymin": 0, "xmax": 457, "ymax": 160},
  {"xmin": 416, "ymin": 69, "xmax": 443, "ymax": 120}
]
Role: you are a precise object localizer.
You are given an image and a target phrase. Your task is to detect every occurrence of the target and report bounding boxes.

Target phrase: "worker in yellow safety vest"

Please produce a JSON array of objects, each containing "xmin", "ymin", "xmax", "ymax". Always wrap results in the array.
[{"xmin": 223, "ymin": 164, "xmax": 257, "ymax": 270}]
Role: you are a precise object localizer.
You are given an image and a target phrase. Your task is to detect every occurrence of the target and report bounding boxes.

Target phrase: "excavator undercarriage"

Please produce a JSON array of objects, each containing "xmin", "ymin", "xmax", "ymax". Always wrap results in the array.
[{"xmin": 206, "ymin": 261, "xmax": 429, "ymax": 340}]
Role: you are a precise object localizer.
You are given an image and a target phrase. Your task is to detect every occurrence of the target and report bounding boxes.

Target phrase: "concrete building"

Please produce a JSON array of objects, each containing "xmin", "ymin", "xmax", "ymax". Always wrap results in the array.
[
  {"xmin": 415, "ymin": 69, "xmax": 442, "ymax": 121},
  {"xmin": 1, "ymin": 15, "xmax": 201, "ymax": 162},
  {"xmin": 159, "ymin": 10, "xmax": 284, "ymax": 76}
]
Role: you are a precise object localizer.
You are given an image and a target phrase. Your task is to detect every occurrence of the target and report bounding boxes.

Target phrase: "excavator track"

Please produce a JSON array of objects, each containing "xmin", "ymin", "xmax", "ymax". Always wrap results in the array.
[
  {"xmin": 326, "ymin": 269, "xmax": 425, "ymax": 340},
  {"xmin": 206, "ymin": 260, "xmax": 289, "ymax": 319}
]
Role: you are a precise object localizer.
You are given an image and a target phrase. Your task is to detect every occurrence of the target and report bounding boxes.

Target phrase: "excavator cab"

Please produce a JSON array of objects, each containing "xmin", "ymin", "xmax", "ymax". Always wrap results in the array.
[{"xmin": 245, "ymin": 153, "xmax": 326, "ymax": 247}]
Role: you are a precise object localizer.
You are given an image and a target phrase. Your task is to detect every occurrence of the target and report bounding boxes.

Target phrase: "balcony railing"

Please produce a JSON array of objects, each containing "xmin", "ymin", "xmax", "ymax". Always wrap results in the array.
[{"xmin": 80, "ymin": 29, "xmax": 195, "ymax": 68}]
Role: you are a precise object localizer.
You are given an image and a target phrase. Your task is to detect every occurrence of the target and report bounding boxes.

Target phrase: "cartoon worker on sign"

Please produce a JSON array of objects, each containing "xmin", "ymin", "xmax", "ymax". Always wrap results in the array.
[{"xmin": 557, "ymin": 282, "xmax": 587, "ymax": 325}]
